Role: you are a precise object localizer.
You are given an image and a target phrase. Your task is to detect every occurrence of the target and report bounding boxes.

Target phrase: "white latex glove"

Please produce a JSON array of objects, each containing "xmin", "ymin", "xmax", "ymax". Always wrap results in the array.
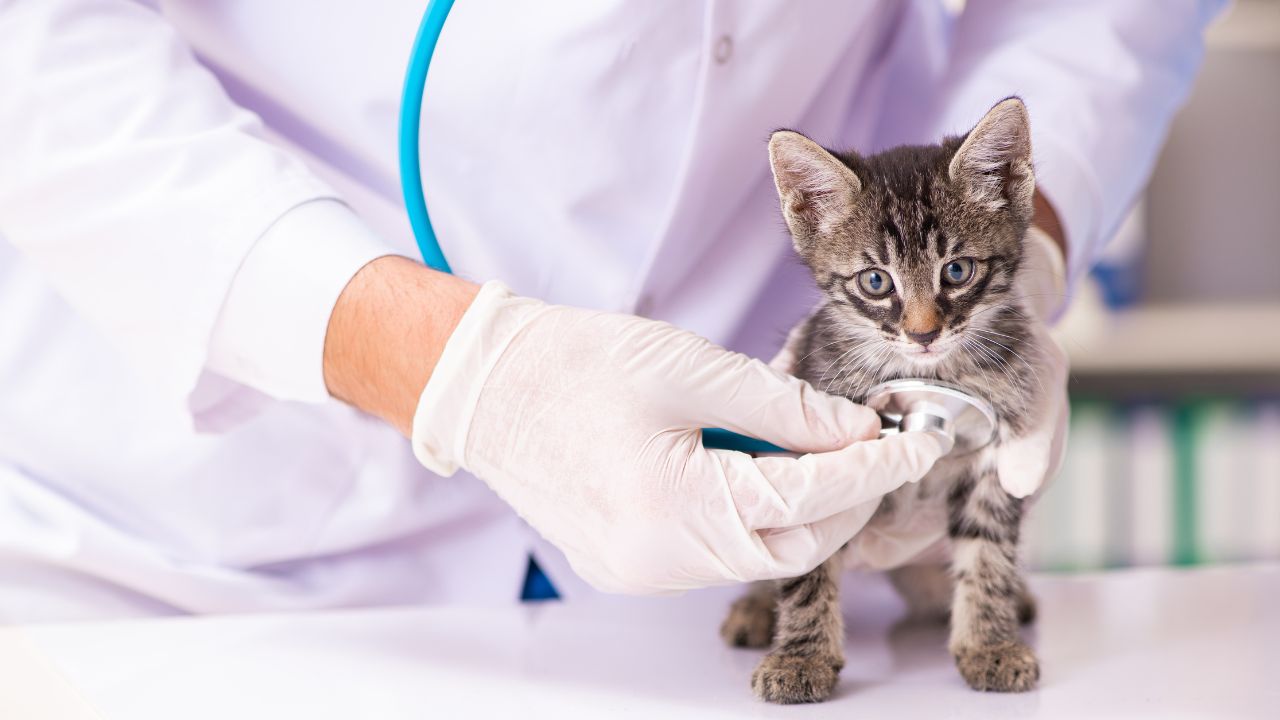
[
  {"xmin": 412, "ymin": 283, "xmax": 945, "ymax": 593},
  {"xmin": 994, "ymin": 225, "xmax": 1071, "ymax": 499}
]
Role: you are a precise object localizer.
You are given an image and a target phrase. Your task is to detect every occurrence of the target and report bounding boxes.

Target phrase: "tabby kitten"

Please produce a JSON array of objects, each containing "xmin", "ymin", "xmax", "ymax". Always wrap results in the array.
[{"xmin": 721, "ymin": 98, "xmax": 1046, "ymax": 703}]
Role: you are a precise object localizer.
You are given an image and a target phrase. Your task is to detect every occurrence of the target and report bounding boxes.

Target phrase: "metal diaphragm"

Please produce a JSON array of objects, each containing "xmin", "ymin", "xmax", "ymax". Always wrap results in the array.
[{"xmin": 865, "ymin": 379, "xmax": 998, "ymax": 456}]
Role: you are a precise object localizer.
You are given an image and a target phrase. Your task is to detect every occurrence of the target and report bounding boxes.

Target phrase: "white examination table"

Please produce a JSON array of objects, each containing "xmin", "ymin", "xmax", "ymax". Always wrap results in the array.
[{"xmin": 2, "ymin": 564, "xmax": 1275, "ymax": 719}]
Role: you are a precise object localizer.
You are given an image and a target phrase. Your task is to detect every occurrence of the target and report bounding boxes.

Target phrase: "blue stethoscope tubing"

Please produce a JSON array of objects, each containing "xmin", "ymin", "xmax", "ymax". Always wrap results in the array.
[
  {"xmin": 397, "ymin": 0, "xmax": 784, "ymax": 454},
  {"xmin": 399, "ymin": 0, "xmax": 455, "ymax": 274}
]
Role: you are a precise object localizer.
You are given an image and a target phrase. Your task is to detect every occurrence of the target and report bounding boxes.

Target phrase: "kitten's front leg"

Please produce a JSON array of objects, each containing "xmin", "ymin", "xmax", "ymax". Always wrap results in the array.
[
  {"xmin": 751, "ymin": 556, "xmax": 844, "ymax": 704},
  {"xmin": 947, "ymin": 470, "xmax": 1040, "ymax": 692}
]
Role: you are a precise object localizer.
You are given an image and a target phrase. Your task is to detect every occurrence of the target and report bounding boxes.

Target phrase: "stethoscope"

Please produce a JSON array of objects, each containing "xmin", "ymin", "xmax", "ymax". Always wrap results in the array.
[{"xmin": 396, "ymin": 0, "xmax": 997, "ymax": 457}]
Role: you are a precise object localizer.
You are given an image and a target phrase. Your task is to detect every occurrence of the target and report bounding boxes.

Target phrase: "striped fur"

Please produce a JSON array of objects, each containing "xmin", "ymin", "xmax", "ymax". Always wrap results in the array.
[{"xmin": 726, "ymin": 99, "xmax": 1046, "ymax": 703}]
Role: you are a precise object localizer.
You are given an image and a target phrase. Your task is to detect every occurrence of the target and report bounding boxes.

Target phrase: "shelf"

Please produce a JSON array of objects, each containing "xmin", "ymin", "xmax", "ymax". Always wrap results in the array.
[{"xmin": 1052, "ymin": 288, "xmax": 1280, "ymax": 374}]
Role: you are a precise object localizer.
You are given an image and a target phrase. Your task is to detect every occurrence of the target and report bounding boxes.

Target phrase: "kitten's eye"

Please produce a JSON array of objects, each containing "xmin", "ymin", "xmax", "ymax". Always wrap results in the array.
[
  {"xmin": 857, "ymin": 268, "xmax": 894, "ymax": 297},
  {"xmin": 943, "ymin": 258, "xmax": 975, "ymax": 286}
]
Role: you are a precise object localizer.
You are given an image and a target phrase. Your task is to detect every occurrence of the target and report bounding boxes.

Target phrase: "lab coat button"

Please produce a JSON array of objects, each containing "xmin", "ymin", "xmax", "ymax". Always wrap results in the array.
[{"xmin": 714, "ymin": 35, "xmax": 733, "ymax": 64}]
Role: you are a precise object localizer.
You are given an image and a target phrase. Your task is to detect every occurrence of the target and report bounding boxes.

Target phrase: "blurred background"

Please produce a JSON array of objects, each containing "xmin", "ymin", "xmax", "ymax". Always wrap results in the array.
[{"xmin": 1025, "ymin": 0, "xmax": 1280, "ymax": 571}]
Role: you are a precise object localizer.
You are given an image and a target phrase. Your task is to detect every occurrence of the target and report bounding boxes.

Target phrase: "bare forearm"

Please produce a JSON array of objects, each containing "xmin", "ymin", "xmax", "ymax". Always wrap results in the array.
[{"xmin": 322, "ymin": 255, "xmax": 480, "ymax": 435}]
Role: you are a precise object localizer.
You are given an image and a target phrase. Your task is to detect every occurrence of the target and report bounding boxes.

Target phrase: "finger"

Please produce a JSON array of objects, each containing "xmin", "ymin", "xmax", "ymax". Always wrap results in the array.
[
  {"xmin": 766, "ymin": 321, "xmax": 809, "ymax": 373},
  {"xmin": 997, "ymin": 432, "xmax": 1051, "ymax": 499},
  {"xmin": 743, "ymin": 499, "xmax": 884, "ymax": 581},
  {"xmin": 713, "ymin": 431, "xmax": 945, "ymax": 530},
  {"xmin": 679, "ymin": 348, "xmax": 882, "ymax": 453},
  {"xmin": 998, "ymin": 324, "xmax": 1070, "ymax": 498},
  {"xmin": 998, "ymin": 388, "xmax": 1070, "ymax": 498}
]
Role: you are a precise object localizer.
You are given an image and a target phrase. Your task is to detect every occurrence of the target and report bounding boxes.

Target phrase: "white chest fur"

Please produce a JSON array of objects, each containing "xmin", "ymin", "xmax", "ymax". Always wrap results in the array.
[{"xmin": 840, "ymin": 441, "xmax": 1001, "ymax": 571}]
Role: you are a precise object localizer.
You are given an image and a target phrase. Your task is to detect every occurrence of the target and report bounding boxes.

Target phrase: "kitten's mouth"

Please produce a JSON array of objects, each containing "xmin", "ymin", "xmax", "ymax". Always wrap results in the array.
[{"xmin": 899, "ymin": 341, "xmax": 956, "ymax": 363}]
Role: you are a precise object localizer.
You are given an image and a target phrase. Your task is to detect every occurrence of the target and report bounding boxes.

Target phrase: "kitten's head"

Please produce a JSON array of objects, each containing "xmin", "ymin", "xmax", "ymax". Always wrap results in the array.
[{"xmin": 769, "ymin": 98, "xmax": 1035, "ymax": 372}]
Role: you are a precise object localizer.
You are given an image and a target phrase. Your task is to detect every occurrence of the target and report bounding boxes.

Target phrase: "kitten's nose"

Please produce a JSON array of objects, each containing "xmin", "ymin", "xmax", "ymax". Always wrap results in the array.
[{"xmin": 906, "ymin": 327, "xmax": 941, "ymax": 347}]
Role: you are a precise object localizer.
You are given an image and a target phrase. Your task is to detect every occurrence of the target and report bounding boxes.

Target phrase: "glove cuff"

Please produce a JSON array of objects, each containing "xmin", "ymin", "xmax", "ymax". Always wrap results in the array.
[{"xmin": 411, "ymin": 280, "xmax": 543, "ymax": 475}]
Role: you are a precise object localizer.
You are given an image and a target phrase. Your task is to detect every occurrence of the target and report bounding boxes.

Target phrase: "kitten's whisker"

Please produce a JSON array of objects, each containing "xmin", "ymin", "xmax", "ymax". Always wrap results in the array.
[
  {"xmin": 1001, "ymin": 291, "xmax": 1070, "ymax": 302},
  {"xmin": 956, "ymin": 340, "xmax": 1000, "ymax": 411},
  {"xmin": 969, "ymin": 331, "xmax": 1044, "ymax": 395},
  {"xmin": 966, "ymin": 326, "xmax": 1021, "ymax": 342},
  {"xmin": 830, "ymin": 338, "xmax": 894, "ymax": 396},
  {"xmin": 826, "ymin": 340, "xmax": 886, "ymax": 393},
  {"xmin": 816, "ymin": 342, "xmax": 866, "ymax": 390},
  {"xmin": 796, "ymin": 334, "xmax": 862, "ymax": 368},
  {"xmin": 837, "ymin": 343, "xmax": 892, "ymax": 396},
  {"xmin": 968, "ymin": 328, "xmax": 1033, "ymax": 364},
  {"xmin": 968, "ymin": 303, "xmax": 1030, "ymax": 322},
  {"xmin": 962, "ymin": 335, "xmax": 1030, "ymax": 416},
  {"xmin": 820, "ymin": 342, "xmax": 875, "ymax": 392}
]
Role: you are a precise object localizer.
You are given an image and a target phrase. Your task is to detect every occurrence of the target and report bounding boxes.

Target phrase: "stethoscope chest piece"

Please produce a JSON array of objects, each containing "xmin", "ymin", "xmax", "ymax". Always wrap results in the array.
[{"xmin": 865, "ymin": 379, "xmax": 998, "ymax": 456}]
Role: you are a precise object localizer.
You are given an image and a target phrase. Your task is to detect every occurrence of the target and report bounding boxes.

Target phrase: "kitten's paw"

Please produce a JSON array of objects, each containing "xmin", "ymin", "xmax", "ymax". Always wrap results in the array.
[
  {"xmin": 954, "ymin": 642, "xmax": 1040, "ymax": 692},
  {"xmin": 720, "ymin": 593, "xmax": 776, "ymax": 648},
  {"xmin": 751, "ymin": 653, "xmax": 843, "ymax": 704}
]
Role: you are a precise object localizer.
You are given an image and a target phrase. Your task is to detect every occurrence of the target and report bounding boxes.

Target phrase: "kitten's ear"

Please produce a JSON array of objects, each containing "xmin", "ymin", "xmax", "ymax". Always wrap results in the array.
[
  {"xmin": 949, "ymin": 97, "xmax": 1035, "ymax": 221},
  {"xmin": 768, "ymin": 130, "xmax": 862, "ymax": 253}
]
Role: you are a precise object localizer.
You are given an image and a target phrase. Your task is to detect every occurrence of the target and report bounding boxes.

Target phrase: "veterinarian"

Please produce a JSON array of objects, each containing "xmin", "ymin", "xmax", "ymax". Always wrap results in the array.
[{"xmin": 0, "ymin": 1, "xmax": 1222, "ymax": 620}]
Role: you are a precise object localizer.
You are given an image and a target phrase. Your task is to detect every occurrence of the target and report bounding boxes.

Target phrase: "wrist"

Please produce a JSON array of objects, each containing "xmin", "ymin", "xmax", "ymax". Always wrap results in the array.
[
  {"xmin": 410, "ymin": 280, "xmax": 537, "ymax": 475},
  {"xmin": 322, "ymin": 255, "xmax": 480, "ymax": 435}
]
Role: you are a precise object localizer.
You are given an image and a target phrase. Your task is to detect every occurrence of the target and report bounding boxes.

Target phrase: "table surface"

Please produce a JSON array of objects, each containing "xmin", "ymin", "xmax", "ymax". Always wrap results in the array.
[{"xmin": 2, "ymin": 564, "xmax": 1276, "ymax": 720}]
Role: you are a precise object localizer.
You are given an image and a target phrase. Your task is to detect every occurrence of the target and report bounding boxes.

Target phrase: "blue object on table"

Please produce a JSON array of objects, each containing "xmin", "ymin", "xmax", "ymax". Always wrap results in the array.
[
  {"xmin": 398, "ymin": 0, "xmax": 791, "ymax": 456},
  {"xmin": 520, "ymin": 556, "xmax": 560, "ymax": 601}
]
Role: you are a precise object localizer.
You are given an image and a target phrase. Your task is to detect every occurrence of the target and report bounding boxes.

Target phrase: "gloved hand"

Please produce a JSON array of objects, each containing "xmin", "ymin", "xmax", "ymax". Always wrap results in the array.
[
  {"xmin": 994, "ymin": 225, "xmax": 1071, "ymax": 498},
  {"xmin": 412, "ymin": 283, "xmax": 945, "ymax": 593}
]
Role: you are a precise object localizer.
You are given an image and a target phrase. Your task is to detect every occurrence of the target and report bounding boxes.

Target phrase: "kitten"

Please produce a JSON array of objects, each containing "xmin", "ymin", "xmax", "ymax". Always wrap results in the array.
[{"xmin": 721, "ymin": 98, "xmax": 1046, "ymax": 703}]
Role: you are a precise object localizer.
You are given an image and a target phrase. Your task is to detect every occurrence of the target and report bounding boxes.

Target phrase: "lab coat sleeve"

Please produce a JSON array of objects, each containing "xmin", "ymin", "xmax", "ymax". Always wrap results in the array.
[
  {"xmin": 0, "ymin": 0, "xmax": 394, "ymax": 415},
  {"xmin": 930, "ymin": 0, "xmax": 1227, "ymax": 287},
  {"xmin": 206, "ymin": 200, "xmax": 394, "ymax": 404}
]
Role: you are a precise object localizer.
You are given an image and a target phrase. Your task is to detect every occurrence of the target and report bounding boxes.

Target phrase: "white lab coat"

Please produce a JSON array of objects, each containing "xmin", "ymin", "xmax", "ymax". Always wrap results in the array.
[{"xmin": 0, "ymin": 0, "xmax": 1222, "ymax": 621}]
